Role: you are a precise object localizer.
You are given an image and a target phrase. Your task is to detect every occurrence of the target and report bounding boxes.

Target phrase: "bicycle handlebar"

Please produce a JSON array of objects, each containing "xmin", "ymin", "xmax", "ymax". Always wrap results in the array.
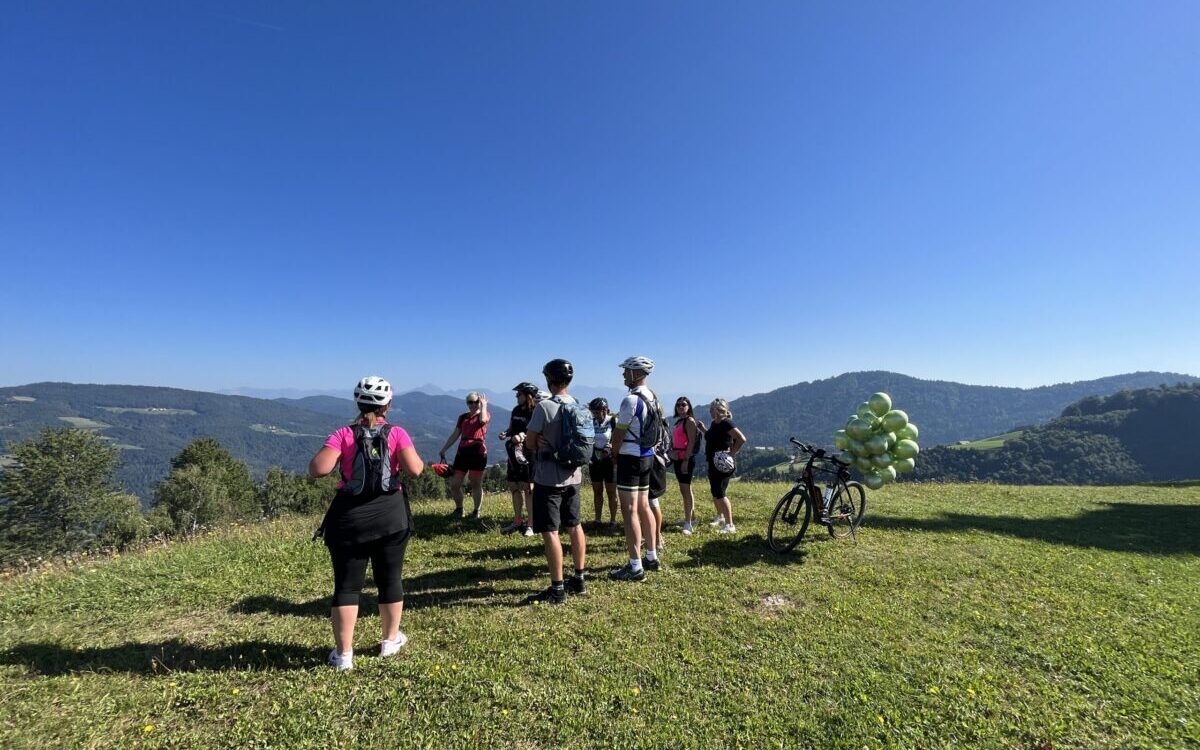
[{"xmin": 789, "ymin": 437, "xmax": 850, "ymax": 467}]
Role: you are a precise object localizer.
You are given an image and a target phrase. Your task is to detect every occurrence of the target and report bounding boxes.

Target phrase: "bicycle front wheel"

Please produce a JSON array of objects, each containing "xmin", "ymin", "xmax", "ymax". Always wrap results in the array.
[
  {"xmin": 826, "ymin": 480, "xmax": 866, "ymax": 539},
  {"xmin": 767, "ymin": 487, "xmax": 812, "ymax": 553}
]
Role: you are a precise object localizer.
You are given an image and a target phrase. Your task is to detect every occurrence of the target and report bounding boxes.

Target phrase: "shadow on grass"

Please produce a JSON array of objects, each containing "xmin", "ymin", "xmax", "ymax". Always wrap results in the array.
[
  {"xmin": 0, "ymin": 639, "xmax": 322, "ymax": 676},
  {"xmin": 230, "ymin": 562, "xmax": 546, "ymax": 616},
  {"xmin": 409, "ymin": 511, "xmax": 496, "ymax": 538},
  {"xmin": 869, "ymin": 501, "xmax": 1200, "ymax": 555},
  {"xmin": 677, "ymin": 533, "xmax": 807, "ymax": 569}
]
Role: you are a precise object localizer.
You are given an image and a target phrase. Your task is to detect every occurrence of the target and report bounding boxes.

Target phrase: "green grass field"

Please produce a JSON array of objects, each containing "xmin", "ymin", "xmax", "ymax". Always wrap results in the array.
[
  {"xmin": 1, "ymin": 483, "xmax": 1197, "ymax": 749},
  {"xmin": 948, "ymin": 431, "xmax": 1025, "ymax": 451}
]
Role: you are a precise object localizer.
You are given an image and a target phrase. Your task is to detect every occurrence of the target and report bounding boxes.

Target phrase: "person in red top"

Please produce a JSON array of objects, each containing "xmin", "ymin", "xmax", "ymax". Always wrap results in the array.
[{"xmin": 440, "ymin": 392, "xmax": 490, "ymax": 519}]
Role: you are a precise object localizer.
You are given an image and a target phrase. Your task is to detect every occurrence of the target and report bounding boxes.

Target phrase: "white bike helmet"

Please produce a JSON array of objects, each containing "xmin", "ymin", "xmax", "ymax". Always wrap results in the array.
[
  {"xmin": 712, "ymin": 450, "xmax": 736, "ymax": 473},
  {"xmin": 353, "ymin": 376, "xmax": 393, "ymax": 406},
  {"xmin": 618, "ymin": 355, "xmax": 655, "ymax": 373}
]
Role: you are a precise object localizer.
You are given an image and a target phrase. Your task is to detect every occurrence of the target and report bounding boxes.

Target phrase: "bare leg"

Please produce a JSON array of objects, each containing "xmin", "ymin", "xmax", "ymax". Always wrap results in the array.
[
  {"xmin": 619, "ymin": 489, "xmax": 642, "ymax": 559},
  {"xmin": 592, "ymin": 482, "xmax": 604, "ymax": 523},
  {"xmin": 638, "ymin": 493, "xmax": 656, "ymax": 554},
  {"xmin": 718, "ymin": 497, "xmax": 733, "ymax": 525},
  {"xmin": 331, "ymin": 605, "xmax": 358, "ymax": 654},
  {"xmin": 542, "ymin": 531, "xmax": 563, "ymax": 580},
  {"xmin": 568, "ymin": 524, "xmax": 586, "ymax": 572},
  {"xmin": 449, "ymin": 473, "xmax": 465, "ymax": 512},
  {"xmin": 652, "ymin": 500, "xmax": 663, "ymax": 546},
  {"xmin": 606, "ymin": 483, "xmax": 618, "ymax": 524},
  {"xmin": 469, "ymin": 474, "xmax": 483, "ymax": 514},
  {"xmin": 379, "ymin": 601, "xmax": 404, "ymax": 641},
  {"xmin": 509, "ymin": 483, "xmax": 524, "ymax": 520},
  {"xmin": 680, "ymin": 482, "xmax": 694, "ymax": 526}
]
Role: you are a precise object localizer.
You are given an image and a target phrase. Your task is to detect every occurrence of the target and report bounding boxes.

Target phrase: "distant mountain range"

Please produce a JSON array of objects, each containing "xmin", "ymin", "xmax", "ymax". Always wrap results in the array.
[
  {"xmin": 3, "ymin": 371, "xmax": 1195, "ymax": 502},
  {"xmin": 726, "ymin": 371, "xmax": 1199, "ymax": 449}
]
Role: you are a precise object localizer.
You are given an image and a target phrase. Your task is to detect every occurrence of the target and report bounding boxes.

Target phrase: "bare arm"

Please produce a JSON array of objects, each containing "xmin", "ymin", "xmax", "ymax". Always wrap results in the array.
[
  {"xmin": 479, "ymin": 397, "xmax": 490, "ymax": 425},
  {"xmin": 610, "ymin": 425, "xmax": 628, "ymax": 454},
  {"xmin": 685, "ymin": 418, "xmax": 697, "ymax": 448},
  {"xmin": 397, "ymin": 445, "xmax": 424, "ymax": 476},
  {"xmin": 729, "ymin": 428, "xmax": 747, "ymax": 456},
  {"xmin": 440, "ymin": 427, "xmax": 461, "ymax": 458},
  {"xmin": 525, "ymin": 429, "xmax": 542, "ymax": 453},
  {"xmin": 309, "ymin": 447, "xmax": 340, "ymax": 478}
]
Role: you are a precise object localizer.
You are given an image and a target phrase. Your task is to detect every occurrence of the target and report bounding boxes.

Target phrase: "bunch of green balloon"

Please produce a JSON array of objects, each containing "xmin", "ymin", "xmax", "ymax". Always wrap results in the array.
[{"xmin": 832, "ymin": 392, "xmax": 920, "ymax": 491}]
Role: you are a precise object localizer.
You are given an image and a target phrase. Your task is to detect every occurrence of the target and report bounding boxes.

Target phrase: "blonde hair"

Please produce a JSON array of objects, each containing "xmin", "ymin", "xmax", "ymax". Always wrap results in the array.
[
  {"xmin": 711, "ymin": 398, "xmax": 732, "ymax": 420},
  {"xmin": 466, "ymin": 391, "xmax": 482, "ymax": 404}
]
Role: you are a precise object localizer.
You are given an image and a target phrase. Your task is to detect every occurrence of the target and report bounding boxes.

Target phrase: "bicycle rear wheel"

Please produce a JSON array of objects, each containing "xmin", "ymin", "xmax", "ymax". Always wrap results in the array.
[
  {"xmin": 826, "ymin": 480, "xmax": 866, "ymax": 539},
  {"xmin": 767, "ymin": 487, "xmax": 812, "ymax": 553}
]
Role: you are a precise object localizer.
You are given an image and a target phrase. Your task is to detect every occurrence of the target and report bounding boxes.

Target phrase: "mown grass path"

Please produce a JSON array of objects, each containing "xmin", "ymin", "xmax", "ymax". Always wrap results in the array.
[{"xmin": 2, "ymin": 483, "xmax": 1198, "ymax": 749}]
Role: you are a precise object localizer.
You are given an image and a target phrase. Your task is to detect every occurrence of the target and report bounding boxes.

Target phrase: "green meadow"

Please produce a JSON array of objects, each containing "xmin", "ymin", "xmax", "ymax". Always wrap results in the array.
[{"xmin": 1, "ymin": 482, "xmax": 1197, "ymax": 749}]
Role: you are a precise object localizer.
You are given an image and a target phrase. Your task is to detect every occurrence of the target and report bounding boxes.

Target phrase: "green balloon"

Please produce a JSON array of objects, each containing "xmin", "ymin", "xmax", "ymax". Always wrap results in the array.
[
  {"xmin": 885, "ymin": 431, "xmax": 898, "ymax": 449},
  {"xmin": 897, "ymin": 423, "xmax": 919, "ymax": 442},
  {"xmin": 865, "ymin": 435, "xmax": 888, "ymax": 455},
  {"xmin": 872, "ymin": 452, "xmax": 894, "ymax": 468},
  {"xmin": 863, "ymin": 473, "xmax": 885, "ymax": 490},
  {"xmin": 880, "ymin": 465, "xmax": 897, "ymax": 483},
  {"xmin": 894, "ymin": 439, "xmax": 920, "ymax": 460},
  {"xmin": 893, "ymin": 457, "xmax": 916, "ymax": 474},
  {"xmin": 848, "ymin": 418, "xmax": 874, "ymax": 441},
  {"xmin": 833, "ymin": 431, "xmax": 850, "ymax": 450},
  {"xmin": 868, "ymin": 392, "xmax": 892, "ymax": 417},
  {"xmin": 849, "ymin": 440, "xmax": 867, "ymax": 456},
  {"xmin": 881, "ymin": 409, "xmax": 909, "ymax": 433},
  {"xmin": 856, "ymin": 455, "xmax": 875, "ymax": 473},
  {"xmin": 856, "ymin": 402, "xmax": 874, "ymax": 419}
]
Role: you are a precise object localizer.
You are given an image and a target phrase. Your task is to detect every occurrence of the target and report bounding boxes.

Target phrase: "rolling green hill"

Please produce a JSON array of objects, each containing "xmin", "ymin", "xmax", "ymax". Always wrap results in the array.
[
  {"xmin": 913, "ymin": 383, "xmax": 1200, "ymax": 484},
  {"xmin": 728, "ymin": 370, "xmax": 1198, "ymax": 448},
  {"xmin": 0, "ymin": 385, "xmax": 510, "ymax": 503}
]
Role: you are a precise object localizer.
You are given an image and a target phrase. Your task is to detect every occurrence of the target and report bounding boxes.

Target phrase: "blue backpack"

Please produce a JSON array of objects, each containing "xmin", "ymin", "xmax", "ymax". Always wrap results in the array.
[{"xmin": 551, "ymin": 396, "xmax": 595, "ymax": 469}]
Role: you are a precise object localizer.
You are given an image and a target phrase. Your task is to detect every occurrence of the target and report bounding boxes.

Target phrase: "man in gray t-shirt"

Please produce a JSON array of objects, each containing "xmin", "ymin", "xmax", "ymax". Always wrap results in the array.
[{"xmin": 523, "ymin": 358, "xmax": 588, "ymax": 605}]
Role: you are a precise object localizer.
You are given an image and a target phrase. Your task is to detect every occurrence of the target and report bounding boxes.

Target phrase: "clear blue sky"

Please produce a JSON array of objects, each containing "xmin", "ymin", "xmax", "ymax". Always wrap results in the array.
[{"xmin": 2, "ymin": 1, "xmax": 1197, "ymax": 400}]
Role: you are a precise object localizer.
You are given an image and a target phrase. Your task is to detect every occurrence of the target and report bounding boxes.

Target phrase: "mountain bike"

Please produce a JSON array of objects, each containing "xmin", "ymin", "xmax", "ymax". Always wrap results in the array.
[{"xmin": 766, "ymin": 438, "xmax": 866, "ymax": 553}]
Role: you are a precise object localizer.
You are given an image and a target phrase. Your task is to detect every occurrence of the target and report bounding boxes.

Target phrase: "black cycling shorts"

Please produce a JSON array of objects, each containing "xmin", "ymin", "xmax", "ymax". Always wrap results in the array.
[
  {"xmin": 589, "ymin": 454, "xmax": 614, "ymax": 484},
  {"xmin": 673, "ymin": 457, "xmax": 695, "ymax": 483},
  {"xmin": 329, "ymin": 530, "xmax": 411, "ymax": 607},
  {"xmin": 532, "ymin": 483, "xmax": 581, "ymax": 533},
  {"xmin": 453, "ymin": 442, "xmax": 487, "ymax": 473},
  {"xmin": 708, "ymin": 467, "xmax": 733, "ymax": 498},
  {"xmin": 616, "ymin": 454, "xmax": 653, "ymax": 491}
]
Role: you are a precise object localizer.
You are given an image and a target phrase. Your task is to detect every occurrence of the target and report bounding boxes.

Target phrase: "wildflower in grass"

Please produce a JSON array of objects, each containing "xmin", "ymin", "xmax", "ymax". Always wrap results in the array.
[
  {"xmin": 144, "ymin": 725, "xmax": 154, "ymax": 732},
  {"xmin": 632, "ymin": 687, "xmax": 640, "ymax": 696},
  {"xmin": 966, "ymin": 688, "xmax": 976, "ymax": 696},
  {"xmin": 501, "ymin": 709, "xmax": 509, "ymax": 716},
  {"xmin": 927, "ymin": 686, "xmax": 939, "ymax": 694},
  {"xmin": 876, "ymin": 715, "xmax": 885, "ymax": 725},
  {"xmin": 231, "ymin": 688, "xmax": 240, "ymax": 695}
]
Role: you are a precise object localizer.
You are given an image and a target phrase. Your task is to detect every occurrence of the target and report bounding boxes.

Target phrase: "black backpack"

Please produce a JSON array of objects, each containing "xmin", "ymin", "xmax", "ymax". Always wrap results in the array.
[
  {"xmin": 632, "ymin": 391, "xmax": 671, "ymax": 462},
  {"xmin": 346, "ymin": 423, "xmax": 400, "ymax": 496}
]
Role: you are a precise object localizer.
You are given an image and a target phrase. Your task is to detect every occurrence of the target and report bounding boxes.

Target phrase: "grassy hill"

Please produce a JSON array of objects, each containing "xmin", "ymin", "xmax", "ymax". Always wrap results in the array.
[
  {"xmin": 728, "ymin": 370, "xmax": 1198, "ymax": 449},
  {"xmin": 1, "ymin": 482, "xmax": 1196, "ymax": 749},
  {"xmin": 0, "ymin": 384, "xmax": 511, "ymax": 502}
]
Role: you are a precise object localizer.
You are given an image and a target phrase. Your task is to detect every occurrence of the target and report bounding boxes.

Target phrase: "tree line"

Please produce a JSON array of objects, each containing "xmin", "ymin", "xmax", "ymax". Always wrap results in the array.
[{"xmin": 0, "ymin": 428, "xmax": 509, "ymax": 567}]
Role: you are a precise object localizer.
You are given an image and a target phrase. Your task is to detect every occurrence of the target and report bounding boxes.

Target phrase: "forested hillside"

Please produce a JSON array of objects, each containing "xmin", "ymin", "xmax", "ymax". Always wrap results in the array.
[
  {"xmin": 911, "ymin": 383, "xmax": 1200, "ymax": 484},
  {"xmin": 729, "ymin": 370, "xmax": 1198, "ymax": 448},
  {"xmin": 0, "ymin": 384, "xmax": 510, "ymax": 502}
]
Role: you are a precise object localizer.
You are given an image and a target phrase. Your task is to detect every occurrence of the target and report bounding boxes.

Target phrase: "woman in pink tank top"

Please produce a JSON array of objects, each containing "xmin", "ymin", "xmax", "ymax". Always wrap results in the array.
[{"xmin": 671, "ymin": 397, "xmax": 704, "ymax": 535}]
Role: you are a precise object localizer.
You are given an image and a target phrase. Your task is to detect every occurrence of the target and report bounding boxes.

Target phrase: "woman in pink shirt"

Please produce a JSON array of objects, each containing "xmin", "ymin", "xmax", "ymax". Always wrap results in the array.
[{"xmin": 309, "ymin": 376, "xmax": 424, "ymax": 671}]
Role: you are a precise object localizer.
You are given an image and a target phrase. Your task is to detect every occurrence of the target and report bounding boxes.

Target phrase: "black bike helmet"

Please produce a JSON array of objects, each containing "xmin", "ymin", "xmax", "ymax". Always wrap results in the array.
[
  {"xmin": 588, "ymin": 397, "xmax": 608, "ymax": 411},
  {"xmin": 512, "ymin": 382, "xmax": 539, "ymax": 395},
  {"xmin": 541, "ymin": 358, "xmax": 574, "ymax": 384}
]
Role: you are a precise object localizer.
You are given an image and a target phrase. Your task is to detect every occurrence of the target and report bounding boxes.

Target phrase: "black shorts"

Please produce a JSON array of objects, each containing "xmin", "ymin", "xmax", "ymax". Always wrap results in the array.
[
  {"xmin": 673, "ymin": 457, "xmax": 695, "ymax": 483},
  {"xmin": 708, "ymin": 467, "xmax": 733, "ymax": 498},
  {"xmin": 453, "ymin": 443, "xmax": 487, "ymax": 473},
  {"xmin": 616, "ymin": 454, "xmax": 653, "ymax": 491},
  {"xmin": 589, "ymin": 454, "xmax": 614, "ymax": 484},
  {"xmin": 532, "ymin": 483, "xmax": 581, "ymax": 533}
]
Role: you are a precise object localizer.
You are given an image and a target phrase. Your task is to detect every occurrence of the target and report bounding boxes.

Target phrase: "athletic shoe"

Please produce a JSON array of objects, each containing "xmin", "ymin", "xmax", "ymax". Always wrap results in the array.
[
  {"xmin": 609, "ymin": 563, "xmax": 646, "ymax": 582},
  {"xmin": 380, "ymin": 632, "xmax": 408, "ymax": 657},
  {"xmin": 500, "ymin": 520, "xmax": 520, "ymax": 535},
  {"xmin": 718, "ymin": 523, "xmax": 738, "ymax": 534},
  {"xmin": 327, "ymin": 649, "xmax": 353, "ymax": 671},
  {"xmin": 448, "ymin": 507, "xmax": 465, "ymax": 519},
  {"xmin": 681, "ymin": 522, "xmax": 693, "ymax": 535},
  {"xmin": 521, "ymin": 525, "xmax": 535, "ymax": 537},
  {"xmin": 641, "ymin": 556, "xmax": 661, "ymax": 572},
  {"xmin": 526, "ymin": 586, "xmax": 566, "ymax": 605},
  {"xmin": 468, "ymin": 509, "xmax": 481, "ymax": 521},
  {"xmin": 710, "ymin": 515, "xmax": 724, "ymax": 528},
  {"xmin": 565, "ymin": 574, "xmax": 588, "ymax": 596}
]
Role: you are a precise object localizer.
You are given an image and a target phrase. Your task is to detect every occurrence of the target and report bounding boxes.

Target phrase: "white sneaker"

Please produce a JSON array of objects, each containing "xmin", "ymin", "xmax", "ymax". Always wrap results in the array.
[
  {"xmin": 710, "ymin": 516, "xmax": 724, "ymax": 528},
  {"xmin": 522, "ymin": 525, "xmax": 535, "ymax": 537},
  {"xmin": 681, "ymin": 522, "xmax": 693, "ymax": 535},
  {"xmin": 380, "ymin": 632, "xmax": 408, "ymax": 657},
  {"xmin": 327, "ymin": 649, "xmax": 353, "ymax": 671},
  {"xmin": 718, "ymin": 523, "xmax": 737, "ymax": 534}
]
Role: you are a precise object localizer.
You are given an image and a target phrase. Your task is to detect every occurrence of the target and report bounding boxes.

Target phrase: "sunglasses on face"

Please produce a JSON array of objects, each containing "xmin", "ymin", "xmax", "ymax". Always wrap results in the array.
[{"xmin": 467, "ymin": 400, "xmax": 479, "ymax": 405}]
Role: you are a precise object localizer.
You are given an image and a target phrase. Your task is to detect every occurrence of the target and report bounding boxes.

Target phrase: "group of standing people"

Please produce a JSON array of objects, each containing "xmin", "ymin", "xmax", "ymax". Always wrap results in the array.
[{"xmin": 307, "ymin": 356, "xmax": 747, "ymax": 669}]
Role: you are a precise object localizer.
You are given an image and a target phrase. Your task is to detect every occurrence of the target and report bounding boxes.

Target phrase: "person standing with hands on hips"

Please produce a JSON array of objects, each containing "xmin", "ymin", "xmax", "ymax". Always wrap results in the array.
[{"xmin": 440, "ymin": 392, "xmax": 491, "ymax": 519}]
